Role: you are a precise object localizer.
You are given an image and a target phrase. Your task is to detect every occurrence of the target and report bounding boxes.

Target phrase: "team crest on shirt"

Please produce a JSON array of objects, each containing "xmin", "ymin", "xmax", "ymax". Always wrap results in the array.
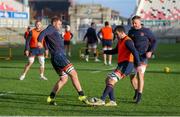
[{"xmin": 140, "ymin": 32, "xmax": 145, "ymax": 36}]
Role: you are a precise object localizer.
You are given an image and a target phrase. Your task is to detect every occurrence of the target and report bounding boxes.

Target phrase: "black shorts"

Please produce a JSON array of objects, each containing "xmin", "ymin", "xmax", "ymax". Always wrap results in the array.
[
  {"xmin": 64, "ymin": 41, "xmax": 71, "ymax": 46},
  {"xmin": 51, "ymin": 53, "xmax": 74, "ymax": 76},
  {"xmin": 140, "ymin": 54, "xmax": 148, "ymax": 64}
]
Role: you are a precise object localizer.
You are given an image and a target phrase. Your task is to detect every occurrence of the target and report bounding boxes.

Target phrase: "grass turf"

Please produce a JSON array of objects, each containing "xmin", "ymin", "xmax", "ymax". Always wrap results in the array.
[{"xmin": 0, "ymin": 43, "xmax": 180, "ymax": 116}]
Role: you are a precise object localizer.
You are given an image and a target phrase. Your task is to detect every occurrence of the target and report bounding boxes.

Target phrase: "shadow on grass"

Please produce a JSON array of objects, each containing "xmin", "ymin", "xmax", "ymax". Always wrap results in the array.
[
  {"xmin": 0, "ymin": 76, "xmax": 19, "ymax": 81},
  {"xmin": 0, "ymin": 92, "xmax": 89, "ymax": 108},
  {"xmin": 0, "ymin": 92, "xmax": 180, "ymax": 115}
]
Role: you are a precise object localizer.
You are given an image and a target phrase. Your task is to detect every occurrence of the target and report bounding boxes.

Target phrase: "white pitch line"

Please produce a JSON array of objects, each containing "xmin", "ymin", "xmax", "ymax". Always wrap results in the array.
[
  {"xmin": 0, "ymin": 91, "xmax": 15, "ymax": 96},
  {"xmin": 91, "ymin": 71, "xmax": 101, "ymax": 73},
  {"xmin": 0, "ymin": 94, "xmax": 7, "ymax": 96}
]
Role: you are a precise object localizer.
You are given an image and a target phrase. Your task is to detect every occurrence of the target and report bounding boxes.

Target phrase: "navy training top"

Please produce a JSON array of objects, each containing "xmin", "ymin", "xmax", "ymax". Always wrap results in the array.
[
  {"xmin": 128, "ymin": 27, "xmax": 157, "ymax": 55},
  {"xmin": 38, "ymin": 25, "xmax": 65, "ymax": 56}
]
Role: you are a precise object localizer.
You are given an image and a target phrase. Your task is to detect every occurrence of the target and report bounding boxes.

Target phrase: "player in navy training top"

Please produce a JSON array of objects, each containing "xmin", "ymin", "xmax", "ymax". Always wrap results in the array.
[
  {"xmin": 128, "ymin": 16, "xmax": 157, "ymax": 104},
  {"xmin": 83, "ymin": 22, "xmax": 100, "ymax": 62},
  {"xmin": 37, "ymin": 17, "xmax": 89, "ymax": 105}
]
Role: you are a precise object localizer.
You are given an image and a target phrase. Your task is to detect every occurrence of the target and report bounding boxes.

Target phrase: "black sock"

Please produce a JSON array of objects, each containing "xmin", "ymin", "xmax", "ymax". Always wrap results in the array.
[
  {"xmin": 137, "ymin": 92, "xmax": 142, "ymax": 99},
  {"xmin": 50, "ymin": 92, "xmax": 56, "ymax": 99},
  {"xmin": 101, "ymin": 84, "xmax": 113, "ymax": 101},
  {"xmin": 133, "ymin": 89, "xmax": 138, "ymax": 99},
  {"xmin": 136, "ymin": 92, "xmax": 142, "ymax": 103},
  {"xmin": 93, "ymin": 53, "xmax": 96, "ymax": 57},
  {"xmin": 85, "ymin": 49, "xmax": 89, "ymax": 55},
  {"xmin": 109, "ymin": 88, "xmax": 115, "ymax": 101},
  {"xmin": 78, "ymin": 91, "xmax": 84, "ymax": 96}
]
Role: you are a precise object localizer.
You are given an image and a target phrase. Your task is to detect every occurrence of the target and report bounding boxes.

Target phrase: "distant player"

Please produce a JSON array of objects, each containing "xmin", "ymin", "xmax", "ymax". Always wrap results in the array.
[
  {"xmin": 92, "ymin": 25, "xmax": 141, "ymax": 106},
  {"xmin": 37, "ymin": 17, "xmax": 89, "ymax": 105},
  {"xmin": 83, "ymin": 22, "xmax": 100, "ymax": 62},
  {"xmin": 24, "ymin": 26, "xmax": 31, "ymax": 40},
  {"xmin": 128, "ymin": 16, "xmax": 157, "ymax": 103},
  {"xmin": 63, "ymin": 25, "xmax": 73, "ymax": 57},
  {"xmin": 19, "ymin": 20, "xmax": 48, "ymax": 80},
  {"xmin": 98, "ymin": 21, "xmax": 113, "ymax": 65}
]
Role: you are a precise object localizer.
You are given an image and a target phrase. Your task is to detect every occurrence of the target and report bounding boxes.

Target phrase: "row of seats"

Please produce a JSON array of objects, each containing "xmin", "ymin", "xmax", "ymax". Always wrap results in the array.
[{"xmin": 136, "ymin": 0, "xmax": 180, "ymax": 20}]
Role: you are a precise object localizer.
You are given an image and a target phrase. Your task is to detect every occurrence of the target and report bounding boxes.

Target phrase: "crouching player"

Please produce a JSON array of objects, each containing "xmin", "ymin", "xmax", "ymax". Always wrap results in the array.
[
  {"xmin": 37, "ymin": 17, "xmax": 89, "ymax": 105},
  {"xmin": 91, "ymin": 25, "xmax": 141, "ymax": 106}
]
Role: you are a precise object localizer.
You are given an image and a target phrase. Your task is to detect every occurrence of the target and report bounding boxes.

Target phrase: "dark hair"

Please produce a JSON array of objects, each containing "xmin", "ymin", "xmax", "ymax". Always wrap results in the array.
[
  {"xmin": 91, "ymin": 22, "xmax": 95, "ymax": 26},
  {"xmin": 114, "ymin": 25, "xmax": 125, "ymax": 33},
  {"xmin": 51, "ymin": 16, "xmax": 61, "ymax": 24},
  {"xmin": 105, "ymin": 21, "xmax": 109, "ymax": 26},
  {"xmin": 132, "ymin": 15, "xmax": 141, "ymax": 21}
]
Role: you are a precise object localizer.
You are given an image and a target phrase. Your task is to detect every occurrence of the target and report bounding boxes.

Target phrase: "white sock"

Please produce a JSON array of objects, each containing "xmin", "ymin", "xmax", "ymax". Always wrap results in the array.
[{"xmin": 40, "ymin": 74, "xmax": 44, "ymax": 77}]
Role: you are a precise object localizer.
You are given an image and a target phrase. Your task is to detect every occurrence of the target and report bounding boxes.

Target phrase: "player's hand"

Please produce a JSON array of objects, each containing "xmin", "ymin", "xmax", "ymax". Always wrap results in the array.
[
  {"xmin": 25, "ymin": 50, "xmax": 29, "ymax": 57},
  {"xmin": 45, "ymin": 50, "xmax": 49, "ymax": 58},
  {"xmin": 146, "ymin": 52, "xmax": 152, "ymax": 59},
  {"xmin": 37, "ymin": 42, "xmax": 43, "ymax": 48}
]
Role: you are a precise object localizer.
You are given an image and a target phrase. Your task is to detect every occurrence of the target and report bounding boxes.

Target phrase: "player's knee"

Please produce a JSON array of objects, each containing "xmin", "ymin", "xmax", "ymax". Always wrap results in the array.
[
  {"xmin": 103, "ymin": 47, "xmax": 107, "ymax": 51},
  {"xmin": 60, "ymin": 76, "xmax": 68, "ymax": 84},
  {"xmin": 38, "ymin": 56, "xmax": 45, "ymax": 68},
  {"xmin": 107, "ymin": 76, "xmax": 118, "ymax": 84},
  {"xmin": 28, "ymin": 57, "xmax": 35, "ymax": 65},
  {"xmin": 107, "ymin": 78, "xmax": 116, "ymax": 86},
  {"xmin": 68, "ymin": 69, "xmax": 78, "ymax": 78},
  {"xmin": 138, "ymin": 72, "xmax": 144, "ymax": 80},
  {"xmin": 140, "ymin": 66, "xmax": 146, "ymax": 74},
  {"xmin": 107, "ymin": 47, "xmax": 112, "ymax": 50}
]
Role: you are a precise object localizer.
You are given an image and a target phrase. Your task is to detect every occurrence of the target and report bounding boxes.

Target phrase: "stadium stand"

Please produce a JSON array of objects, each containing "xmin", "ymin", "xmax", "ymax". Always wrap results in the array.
[
  {"xmin": 135, "ymin": 0, "xmax": 180, "ymax": 43},
  {"xmin": 136, "ymin": 0, "xmax": 180, "ymax": 20},
  {"xmin": 0, "ymin": 2, "xmax": 17, "ymax": 11},
  {"xmin": 0, "ymin": 0, "xmax": 30, "ymax": 60}
]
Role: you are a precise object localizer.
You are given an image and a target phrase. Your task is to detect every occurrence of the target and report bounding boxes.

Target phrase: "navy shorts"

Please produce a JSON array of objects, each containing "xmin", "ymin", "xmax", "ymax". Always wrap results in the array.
[
  {"xmin": 108, "ymin": 61, "xmax": 134, "ymax": 81},
  {"xmin": 64, "ymin": 41, "xmax": 71, "ymax": 46},
  {"xmin": 140, "ymin": 54, "xmax": 148, "ymax": 65},
  {"xmin": 102, "ymin": 40, "xmax": 112, "ymax": 47},
  {"xmin": 51, "ymin": 53, "xmax": 74, "ymax": 76},
  {"xmin": 130, "ymin": 54, "xmax": 148, "ymax": 75},
  {"xmin": 29, "ymin": 48, "xmax": 44, "ymax": 56}
]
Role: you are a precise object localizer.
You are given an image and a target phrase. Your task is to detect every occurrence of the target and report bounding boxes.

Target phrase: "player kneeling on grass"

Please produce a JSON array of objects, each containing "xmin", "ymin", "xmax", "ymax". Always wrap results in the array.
[
  {"xmin": 19, "ymin": 20, "xmax": 48, "ymax": 81},
  {"xmin": 37, "ymin": 16, "xmax": 89, "ymax": 105},
  {"xmin": 91, "ymin": 25, "xmax": 141, "ymax": 106}
]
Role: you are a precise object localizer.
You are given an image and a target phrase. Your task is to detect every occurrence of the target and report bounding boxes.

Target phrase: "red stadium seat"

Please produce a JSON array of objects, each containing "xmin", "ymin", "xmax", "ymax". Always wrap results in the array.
[
  {"xmin": 136, "ymin": 0, "xmax": 180, "ymax": 20},
  {"xmin": 0, "ymin": 2, "xmax": 17, "ymax": 12}
]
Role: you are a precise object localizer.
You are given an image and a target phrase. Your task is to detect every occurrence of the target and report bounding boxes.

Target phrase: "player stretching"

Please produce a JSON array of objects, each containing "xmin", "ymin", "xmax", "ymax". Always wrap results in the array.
[
  {"xmin": 19, "ymin": 20, "xmax": 48, "ymax": 80},
  {"xmin": 92, "ymin": 25, "xmax": 141, "ymax": 106},
  {"xmin": 83, "ymin": 22, "xmax": 100, "ymax": 62},
  {"xmin": 98, "ymin": 21, "xmax": 113, "ymax": 65},
  {"xmin": 128, "ymin": 16, "xmax": 157, "ymax": 104},
  {"xmin": 37, "ymin": 17, "xmax": 89, "ymax": 105},
  {"xmin": 63, "ymin": 25, "xmax": 73, "ymax": 57}
]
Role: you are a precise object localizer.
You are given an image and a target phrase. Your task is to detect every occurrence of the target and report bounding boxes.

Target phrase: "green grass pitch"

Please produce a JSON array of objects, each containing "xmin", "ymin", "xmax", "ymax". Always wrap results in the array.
[{"xmin": 0, "ymin": 43, "xmax": 180, "ymax": 116}]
